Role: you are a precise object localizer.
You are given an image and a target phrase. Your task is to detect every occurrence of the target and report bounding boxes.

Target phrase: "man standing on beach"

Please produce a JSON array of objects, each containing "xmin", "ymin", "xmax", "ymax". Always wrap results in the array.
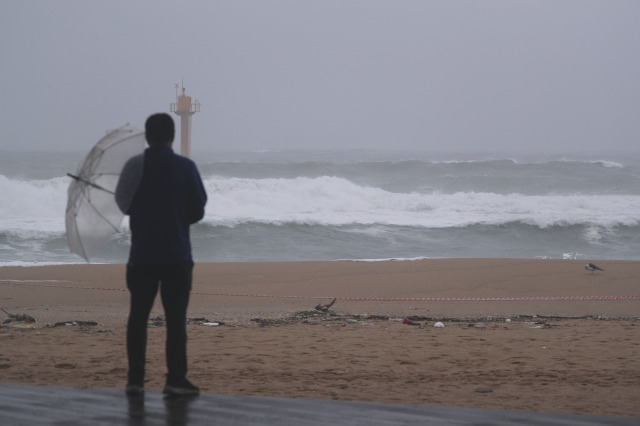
[{"xmin": 116, "ymin": 113, "xmax": 207, "ymax": 396}]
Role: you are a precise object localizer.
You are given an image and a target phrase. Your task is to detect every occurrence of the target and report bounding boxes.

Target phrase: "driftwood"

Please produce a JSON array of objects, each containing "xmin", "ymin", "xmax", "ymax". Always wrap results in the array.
[{"xmin": 314, "ymin": 298, "xmax": 336, "ymax": 312}]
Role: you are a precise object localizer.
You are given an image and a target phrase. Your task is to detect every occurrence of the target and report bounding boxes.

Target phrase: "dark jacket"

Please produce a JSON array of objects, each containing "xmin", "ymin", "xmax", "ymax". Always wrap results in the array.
[{"xmin": 116, "ymin": 145, "xmax": 207, "ymax": 265}]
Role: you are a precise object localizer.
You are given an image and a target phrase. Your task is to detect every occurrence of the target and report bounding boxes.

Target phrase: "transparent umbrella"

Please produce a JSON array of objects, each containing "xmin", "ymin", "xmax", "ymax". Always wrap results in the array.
[{"xmin": 65, "ymin": 124, "xmax": 146, "ymax": 261}]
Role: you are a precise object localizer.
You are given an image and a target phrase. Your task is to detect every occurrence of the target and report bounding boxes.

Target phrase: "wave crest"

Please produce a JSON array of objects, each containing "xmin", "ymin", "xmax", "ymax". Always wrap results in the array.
[{"xmin": 202, "ymin": 175, "xmax": 640, "ymax": 229}]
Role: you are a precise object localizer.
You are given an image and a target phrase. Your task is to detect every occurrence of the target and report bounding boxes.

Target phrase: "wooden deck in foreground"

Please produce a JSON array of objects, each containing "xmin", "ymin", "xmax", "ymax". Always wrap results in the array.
[{"xmin": 0, "ymin": 384, "xmax": 636, "ymax": 425}]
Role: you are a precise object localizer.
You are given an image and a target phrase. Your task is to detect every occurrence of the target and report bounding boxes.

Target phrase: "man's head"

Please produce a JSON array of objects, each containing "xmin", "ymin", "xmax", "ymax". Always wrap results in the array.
[{"xmin": 145, "ymin": 113, "xmax": 175, "ymax": 146}]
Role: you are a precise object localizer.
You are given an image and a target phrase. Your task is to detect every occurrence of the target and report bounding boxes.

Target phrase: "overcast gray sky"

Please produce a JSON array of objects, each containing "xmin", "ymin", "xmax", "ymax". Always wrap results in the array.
[{"xmin": 1, "ymin": 1, "xmax": 638, "ymax": 153}]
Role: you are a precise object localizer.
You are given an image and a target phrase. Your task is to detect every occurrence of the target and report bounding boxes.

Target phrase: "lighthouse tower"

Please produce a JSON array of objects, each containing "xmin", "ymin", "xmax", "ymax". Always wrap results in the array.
[{"xmin": 170, "ymin": 83, "xmax": 200, "ymax": 157}]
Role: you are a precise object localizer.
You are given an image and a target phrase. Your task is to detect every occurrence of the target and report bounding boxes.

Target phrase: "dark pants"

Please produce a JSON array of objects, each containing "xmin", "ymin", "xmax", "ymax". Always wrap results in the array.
[{"xmin": 126, "ymin": 262, "xmax": 193, "ymax": 385}]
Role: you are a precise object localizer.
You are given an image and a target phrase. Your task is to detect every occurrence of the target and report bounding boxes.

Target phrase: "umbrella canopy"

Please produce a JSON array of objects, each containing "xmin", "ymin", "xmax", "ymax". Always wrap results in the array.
[{"xmin": 65, "ymin": 125, "xmax": 146, "ymax": 261}]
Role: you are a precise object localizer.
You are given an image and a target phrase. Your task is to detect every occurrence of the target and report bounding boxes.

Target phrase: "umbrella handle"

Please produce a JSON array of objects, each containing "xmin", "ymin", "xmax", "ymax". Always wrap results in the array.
[{"xmin": 67, "ymin": 173, "xmax": 115, "ymax": 195}]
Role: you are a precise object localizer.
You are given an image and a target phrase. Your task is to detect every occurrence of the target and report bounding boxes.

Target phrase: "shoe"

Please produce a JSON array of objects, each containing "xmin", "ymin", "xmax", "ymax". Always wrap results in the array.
[
  {"xmin": 163, "ymin": 378, "xmax": 200, "ymax": 396},
  {"xmin": 125, "ymin": 383, "xmax": 144, "ymax": 396}
]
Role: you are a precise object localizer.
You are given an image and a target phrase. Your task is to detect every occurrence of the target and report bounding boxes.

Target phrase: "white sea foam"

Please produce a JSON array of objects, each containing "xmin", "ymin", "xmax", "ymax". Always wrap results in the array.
[
  {"xmin": 0, "ymin": 261, "xmax": 87, "ymax": 267},
  {"xmin": 591, "ymin": 160, "xmax": 624, "ymax": 168},
  {"xmin": 3, "ymin": 172, "xmax": 640, "ymax": 235},
  {"xmin": 202, "ymin": 175, "xmax": 640, "ymax": 229},
  {"xmin": 343, "ymin": 256, "xmax": 431, "ymax": 262},
  {"xmin": 0, "ymin": 175, "xmax": 68, "ymax": 232}
]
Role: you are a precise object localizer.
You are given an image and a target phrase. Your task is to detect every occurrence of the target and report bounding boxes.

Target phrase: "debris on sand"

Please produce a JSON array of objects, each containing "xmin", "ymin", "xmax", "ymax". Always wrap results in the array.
[
  {"xmin": 3, "ymin": 313, "xmax": 36, "ymax": 324},
  {"xmin": 149, "ymin": 315, "xmax": 166, "ymax": 327},
  {"xmin": 469, "ymin": 322, "xmax": 487, "ymax": 329},
  {"xmin": 402, "ymin": 317, "xmax": 420, "ymax": 325},
  {"xmin": 1, "ymin": 307, "xmax": 36, "ymax": 326},
  {"xmin": 53, "ymin": 321, "xmax": 98, "ymax": 327},
  {"xmin": 314, "ymin": 298, "xmax": 337, "ymax": 312},
  {"xmin": 251, "ymin": 310, "xmax": 390, "ymax": 327},
  {"xmin": 148, "ymin": 315, "xmax": 225, "ymax": 327}
]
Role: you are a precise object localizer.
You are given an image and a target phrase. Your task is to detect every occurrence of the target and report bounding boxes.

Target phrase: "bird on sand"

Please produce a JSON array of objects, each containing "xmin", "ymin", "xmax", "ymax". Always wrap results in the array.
[{"xmin": 585, "ymin": 263, "xmax": 604, "ymax": 273}]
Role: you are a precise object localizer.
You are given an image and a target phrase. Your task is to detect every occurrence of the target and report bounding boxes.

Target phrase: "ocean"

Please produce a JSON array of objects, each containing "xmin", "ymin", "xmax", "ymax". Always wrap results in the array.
[{"xmin": 2, "ymin": 149, "xmax": 640, "ymax": 266}]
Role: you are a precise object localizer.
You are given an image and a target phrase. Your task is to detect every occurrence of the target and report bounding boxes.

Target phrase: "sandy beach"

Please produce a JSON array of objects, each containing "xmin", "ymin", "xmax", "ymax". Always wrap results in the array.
[{"xmin": 1, "ymin": 259, "xmax": 639, "ymax": 417}]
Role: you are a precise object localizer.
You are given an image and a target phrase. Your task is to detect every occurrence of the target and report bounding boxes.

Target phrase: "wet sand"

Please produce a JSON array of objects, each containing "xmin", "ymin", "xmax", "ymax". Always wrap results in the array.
[{"xmin": 0, "ymin": 259, "xmax": 639, "ymax": 416}]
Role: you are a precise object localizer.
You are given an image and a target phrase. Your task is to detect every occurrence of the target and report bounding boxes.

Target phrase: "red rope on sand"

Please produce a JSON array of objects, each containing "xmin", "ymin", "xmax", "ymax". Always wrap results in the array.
[{"xmin": 1, "ymin": 280, "xmax": 639, "ymax": 302}]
